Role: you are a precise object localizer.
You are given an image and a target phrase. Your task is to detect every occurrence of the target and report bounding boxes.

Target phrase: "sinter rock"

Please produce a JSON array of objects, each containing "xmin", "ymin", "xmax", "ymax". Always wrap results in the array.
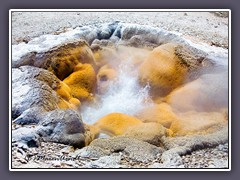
[
  {"xmin": 12, "ymin": 109, "xmax": 95, "ymax": 148},
  {"xmin": 89, "ymin": 136, "xmax": 164, "ymax": 163},
  {"xmin": 12, "ymin": 66, "xmax": 60, "ymax": 120}
]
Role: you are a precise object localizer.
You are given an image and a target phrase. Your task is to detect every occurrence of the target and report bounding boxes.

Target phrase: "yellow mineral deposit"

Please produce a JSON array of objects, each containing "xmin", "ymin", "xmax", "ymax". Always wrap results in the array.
[
  {"xmin": 138, "ymin": 43, "xmax": 188, "ymax": 97},
  {"xmin": 54, "ymin": 81, "xmax": 81, "ymax": 110},
  {"xmin": 84, "ymin": 124, "xmax": 100, "ymax": 146},
  {"xmin": 63, "ymin": 63, "xmax": 96, "ymax": 101},
  {"xmin": 45, "ymin": 41, "xmax": 96, "ymax": 80},
  {"xmin": 97, "ymin": 65, "xmax": 118, "ymax": 81},
  {"xmin": 166, "ymin": 73, "xmax": 228, "ymax": 112},
  {"xmin": 135, "ymin": 103, "xmax": 179, "ymax": 128},
  {"xmin": 55, "ymin": 81, "xmax": 72, "ymax": 101},
  {"xmin": 57, "ymin": 98, "xmax": 72, "ymax": 109},
  {"xmin": 170, "ymin": 111, "xmax": 228, "ymax": 136},
  {"xmin": 94, "ymin": 113, "xmax": 143, "ymax": 136},
  {"xmin": 46, "ymin": 40, "xmax": 227, "ymax": 145},
  {"xmin": 68, "ymin": 100, "xmax": 80, "ymax": 110},
  {"xmin": 123, "ymin": 122, "xmax": 173, "ymax": 146},
  {"xmin": 57, "ymin": 98, "xmax": 79, "ymax": 110},
  {"xmin": 69, "ymin": 98, "xmax": 81, "ymax": 107},
  {"xmin": 97, "ymin": 65, "xmax": 117, "ymax": 94}
]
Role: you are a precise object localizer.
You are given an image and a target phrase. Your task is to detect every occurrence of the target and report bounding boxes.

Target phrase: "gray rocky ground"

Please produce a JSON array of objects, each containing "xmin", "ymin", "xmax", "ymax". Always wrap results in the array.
[
  {"xmin": 12, "ymin": 11, "xmax": 228, "ymax": 48},
  {"xmin": 12, "ymin": 140, "xmax": 228, "ymax": 169}
]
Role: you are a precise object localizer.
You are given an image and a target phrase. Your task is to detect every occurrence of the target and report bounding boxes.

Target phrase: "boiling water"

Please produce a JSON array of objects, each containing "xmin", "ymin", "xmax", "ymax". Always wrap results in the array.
[{"xmin": 81, "ymin": 61, "xmax": 153, "ymax": 124}]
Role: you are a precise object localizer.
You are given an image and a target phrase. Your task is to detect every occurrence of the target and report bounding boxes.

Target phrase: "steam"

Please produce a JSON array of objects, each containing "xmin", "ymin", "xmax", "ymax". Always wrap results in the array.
[
  {"xmin": 168, "ymin": 63, "xmax": 228, "ymax": 113},
  {"xmin": 81, "ymin": 61, "xmax": 153, "ymax": 124},
  {"xmin": 81, "ymin": 45, "xmax": 228, "ymax": 125}
]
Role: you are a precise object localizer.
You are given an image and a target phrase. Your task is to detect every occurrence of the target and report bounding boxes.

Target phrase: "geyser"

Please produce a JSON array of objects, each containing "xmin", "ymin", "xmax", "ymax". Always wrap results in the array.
[
  {"xmin": 12, "ymin": 22, "xmax": 229, "ymax": 154},
  {"xmin": 81, "ymin": 55, "xmax": 153, "ymax": 124}
]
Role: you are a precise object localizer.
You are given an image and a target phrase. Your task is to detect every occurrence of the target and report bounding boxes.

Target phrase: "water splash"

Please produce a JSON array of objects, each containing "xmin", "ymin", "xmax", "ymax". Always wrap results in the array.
[{"xmin": 81, "ymin": 61, "xmax": 153, "ymax": 124}]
